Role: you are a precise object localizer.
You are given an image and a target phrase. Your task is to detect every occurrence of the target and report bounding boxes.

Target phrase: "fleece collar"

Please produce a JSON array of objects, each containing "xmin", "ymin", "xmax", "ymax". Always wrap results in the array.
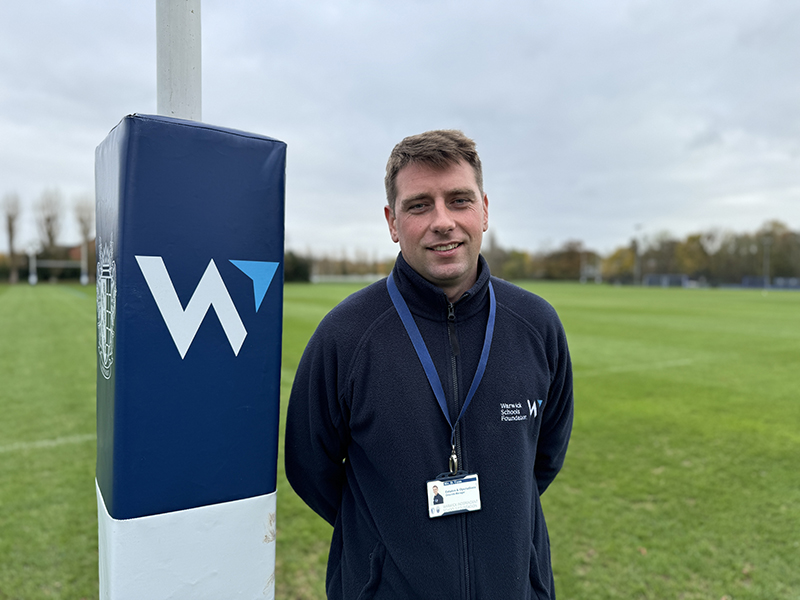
[{"xmin": 390, "ymin": 252, "xmax": 491, "ymax": 322}]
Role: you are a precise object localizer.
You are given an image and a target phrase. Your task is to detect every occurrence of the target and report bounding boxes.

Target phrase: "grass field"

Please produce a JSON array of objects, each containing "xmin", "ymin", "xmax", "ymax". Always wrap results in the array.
[{"xmin": 1, "ymin": 281, "xmax": 798, "ymax": 599}]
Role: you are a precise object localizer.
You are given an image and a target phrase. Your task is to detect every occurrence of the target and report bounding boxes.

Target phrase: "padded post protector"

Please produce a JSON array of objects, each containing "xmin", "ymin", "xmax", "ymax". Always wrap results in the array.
[{"xmin": 95, "ymin": 114, "xmax": 286, "ymax": 520}]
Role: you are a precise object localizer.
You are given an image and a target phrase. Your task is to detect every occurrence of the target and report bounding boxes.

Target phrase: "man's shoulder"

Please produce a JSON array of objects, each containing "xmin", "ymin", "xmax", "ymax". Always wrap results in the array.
[
  {"xmin": 314, "ymin": 278, "xmax": 393, "ymax": 339},
  {"xmin": 327, "ymin": 277, "xmax": 390, "ymax": 317},
  {"xmin": 491, "ymin": 277, "xmax": 560, "ymax": 323},
  {"xmin": 490, "ymin": 277, "xmax": 569, "ymax": 355}
]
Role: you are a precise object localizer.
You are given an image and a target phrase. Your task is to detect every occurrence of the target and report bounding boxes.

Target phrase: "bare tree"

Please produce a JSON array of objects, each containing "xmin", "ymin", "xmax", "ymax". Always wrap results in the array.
[
  {"xmin": 74, "ymin": 193, "xmax": 94, "ymax": 244},
  {"xmin": 2, "ymin": 192, "xmax": 21, "ymax": 283},
  {"xmin": 36, "ymin": 188, "xmax": 63, "ymax": 253},
  {"xmin": 74, "ymin": 193, "xmax": 95, "ymax": 285}
]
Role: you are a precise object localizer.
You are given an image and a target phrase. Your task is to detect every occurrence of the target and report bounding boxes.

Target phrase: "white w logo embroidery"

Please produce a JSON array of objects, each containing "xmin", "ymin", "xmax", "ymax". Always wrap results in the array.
[
  {"xmin": 136, "ymin": 256, "xmax": 247, "ymax": 359},
  {"xmin": 527, "ymin": 399, "xmax": 543, "ymax": 418}
]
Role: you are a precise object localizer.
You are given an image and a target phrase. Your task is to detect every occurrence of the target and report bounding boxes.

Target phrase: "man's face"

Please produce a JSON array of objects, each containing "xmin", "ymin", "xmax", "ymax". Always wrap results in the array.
[{"xmin": 385, "ymin": 160, "xmax": 489, "ymax": 301}]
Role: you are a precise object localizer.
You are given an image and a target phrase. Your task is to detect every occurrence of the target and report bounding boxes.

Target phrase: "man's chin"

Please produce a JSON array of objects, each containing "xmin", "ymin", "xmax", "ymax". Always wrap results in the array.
[{"xmin": 426, "ymin": 265, "xmax": 474, "ymax": 289}]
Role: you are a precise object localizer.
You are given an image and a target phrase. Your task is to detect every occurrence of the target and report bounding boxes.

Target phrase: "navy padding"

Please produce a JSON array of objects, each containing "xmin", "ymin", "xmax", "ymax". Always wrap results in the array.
[{"xmin": 95, "ymin": 114, "xmax": 285, "ymax": 520}]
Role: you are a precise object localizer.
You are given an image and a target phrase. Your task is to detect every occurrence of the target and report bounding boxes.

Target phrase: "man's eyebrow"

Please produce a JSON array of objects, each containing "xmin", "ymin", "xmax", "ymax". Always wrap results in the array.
[{"xmin": 446, "ymin": 188, "xmax": 479, "ymax": 199}]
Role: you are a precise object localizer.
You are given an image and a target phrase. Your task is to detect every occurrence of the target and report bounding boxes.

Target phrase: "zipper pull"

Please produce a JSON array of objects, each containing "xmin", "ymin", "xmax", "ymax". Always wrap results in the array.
[
  {"xmin": 447, "ymin": 302, "xmax": 460, "ymax": 356},
  {"xmin": 449, "ymin": 445, "xmax": 458, "ymax": 475}
]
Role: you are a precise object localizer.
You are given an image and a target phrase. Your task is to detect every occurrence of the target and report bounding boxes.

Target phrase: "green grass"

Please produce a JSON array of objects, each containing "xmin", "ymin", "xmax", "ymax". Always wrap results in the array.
[
  {"xmin": 1, "ymin": 281, "xmax": 798, "ymax": 599},
  {"xmin": 0, "ymin": 284, "xmax": 97, "ymax": 600},
  {"xmin": 530, "ymin": 284, "xmax": 800, "ymax": 600}
]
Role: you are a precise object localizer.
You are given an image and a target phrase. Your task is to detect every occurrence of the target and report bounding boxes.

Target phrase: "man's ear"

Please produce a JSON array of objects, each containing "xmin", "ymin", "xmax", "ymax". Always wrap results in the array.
[
  {"xmin": 482, "ymin": 194, "xmax": 489, "ymax": 232},
  {"xmin": 385, "ymin": 205, "xmax": 400, "ymax": 243}
]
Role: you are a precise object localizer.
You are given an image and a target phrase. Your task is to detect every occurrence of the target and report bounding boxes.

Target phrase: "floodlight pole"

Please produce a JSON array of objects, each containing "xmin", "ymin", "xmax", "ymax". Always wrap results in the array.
[{"xmin": 157, "ymin": 0, "xmax": 202, "ymax": 121}]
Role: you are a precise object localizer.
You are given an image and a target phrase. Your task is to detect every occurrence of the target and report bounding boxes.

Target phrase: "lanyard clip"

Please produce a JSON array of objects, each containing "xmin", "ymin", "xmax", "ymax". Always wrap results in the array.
[{"xmin": 449, "ymin": 445, "xmax": 458, "ymax": 475}]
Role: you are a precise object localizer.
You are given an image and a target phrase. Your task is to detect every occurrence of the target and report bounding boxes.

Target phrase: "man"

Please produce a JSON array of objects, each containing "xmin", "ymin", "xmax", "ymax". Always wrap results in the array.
[
  {"xmin": 432, "ymin": 485, "xmax": 444, "ymax": 505},
  {"xmin": 285, "ymin": 130, "xmax": 573, "ymax": 599}
]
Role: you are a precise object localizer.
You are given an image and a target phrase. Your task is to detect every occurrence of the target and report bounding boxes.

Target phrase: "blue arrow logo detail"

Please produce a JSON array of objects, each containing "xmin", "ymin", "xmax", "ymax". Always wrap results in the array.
[{"xmin": 230, "ymin": 260, "xmax": 280, "ymax": 312}]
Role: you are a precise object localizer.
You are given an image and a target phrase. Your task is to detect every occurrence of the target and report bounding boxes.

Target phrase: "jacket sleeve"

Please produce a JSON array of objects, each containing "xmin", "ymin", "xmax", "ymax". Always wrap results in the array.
[
  {"xmin": 534, "ymin": 321, "xmax": 574, "ymax": 495},
  {"xmin": 284, "ymin": 321, "xmax": 350, "ymax": 526}
]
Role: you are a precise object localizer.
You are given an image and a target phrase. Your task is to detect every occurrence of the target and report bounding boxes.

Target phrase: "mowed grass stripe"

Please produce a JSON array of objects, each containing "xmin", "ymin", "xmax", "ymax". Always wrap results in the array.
[
  {"xmin": 576, "ymin": 357, "xmax": 695, "ymax": 377},
  {"xmin": 0, "ymin": 433, "xmax": 96, "ymax": 454}
]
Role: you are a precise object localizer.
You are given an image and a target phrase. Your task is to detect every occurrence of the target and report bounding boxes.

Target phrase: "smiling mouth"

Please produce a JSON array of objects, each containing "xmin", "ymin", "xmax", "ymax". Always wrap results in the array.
[{"xmin": 431, "ymin": 242, "xmax": 461, "ymax": 252}]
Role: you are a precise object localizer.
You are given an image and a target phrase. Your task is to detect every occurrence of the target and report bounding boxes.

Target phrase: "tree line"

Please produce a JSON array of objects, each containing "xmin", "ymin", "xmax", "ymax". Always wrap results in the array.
[
  {"xmin": 293, "ymin": 220, "xmax": 799, "ymax": 286},
  {"xmin": 3, "ymin": 190, "xmax": 797, "ymax": 287},
  {"xmin": 600, "ymin": 220, "xmax": 798, "ymax": 286}
]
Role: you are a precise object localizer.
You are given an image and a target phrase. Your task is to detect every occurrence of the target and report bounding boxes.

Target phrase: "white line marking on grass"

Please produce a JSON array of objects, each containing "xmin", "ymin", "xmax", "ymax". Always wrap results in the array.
[
  {"xmin": 61, "ymin": 287, "xmax": 90, "ymax": 299},
  {"xmin": 0, "ymin": 433, "xmax": 96, "ymax": 454},
  {"xmin": 577, "ymin": 358, "xmax": 695, "ymax": 378}
]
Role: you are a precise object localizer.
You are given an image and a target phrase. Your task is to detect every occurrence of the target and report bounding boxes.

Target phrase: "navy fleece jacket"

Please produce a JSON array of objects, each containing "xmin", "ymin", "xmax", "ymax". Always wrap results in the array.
[{"xmin": 285, "ymin": 254, "xmax": 573, "ymax": 600}]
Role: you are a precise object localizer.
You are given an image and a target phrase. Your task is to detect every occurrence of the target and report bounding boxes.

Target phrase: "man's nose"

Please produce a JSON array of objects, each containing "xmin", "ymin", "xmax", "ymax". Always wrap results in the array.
[{"xmin": 430, "ymin": 201, "xmax": 455, "ymax": 233}]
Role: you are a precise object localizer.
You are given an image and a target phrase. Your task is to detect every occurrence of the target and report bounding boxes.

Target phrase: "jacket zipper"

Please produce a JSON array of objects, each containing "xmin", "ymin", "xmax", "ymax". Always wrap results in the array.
[
  {"xmin": 447, "ymin": 301, "xmax": 470, "ymax": 599},
  {"xmin": 446, "ymin": 302, "xmax": 462, "ymax": 468}
]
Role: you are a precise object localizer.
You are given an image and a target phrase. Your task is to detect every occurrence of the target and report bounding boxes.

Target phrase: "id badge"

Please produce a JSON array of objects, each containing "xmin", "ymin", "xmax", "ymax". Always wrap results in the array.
[{"xmin": 427, "ymin": 473, "xmax": 481, "ymax": 518}]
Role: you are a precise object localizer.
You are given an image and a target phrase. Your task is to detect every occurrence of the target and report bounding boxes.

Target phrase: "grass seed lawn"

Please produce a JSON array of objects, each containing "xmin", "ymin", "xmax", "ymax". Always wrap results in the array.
[{"xmin": 1, "ymin": 281, "xmax": 798, "ymax": 599}]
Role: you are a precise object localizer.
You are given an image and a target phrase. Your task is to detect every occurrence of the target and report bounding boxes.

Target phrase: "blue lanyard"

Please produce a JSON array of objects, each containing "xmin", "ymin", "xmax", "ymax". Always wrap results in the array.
[{"xmin": 386, "ymin": 273, "xmax": 496, "ymax": 456}]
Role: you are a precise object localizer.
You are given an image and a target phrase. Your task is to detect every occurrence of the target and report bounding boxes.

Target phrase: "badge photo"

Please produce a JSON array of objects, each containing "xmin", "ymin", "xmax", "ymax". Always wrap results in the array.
[{"xmin": 426, "ymin": 474, "xmax": 482, "ymax": 519}]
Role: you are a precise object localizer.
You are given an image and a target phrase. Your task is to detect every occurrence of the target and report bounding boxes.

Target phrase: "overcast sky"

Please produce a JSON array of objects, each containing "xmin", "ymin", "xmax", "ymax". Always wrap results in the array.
[{"xmin": 1, "ymin": 0, "xmax": 798, "ymax": 259}]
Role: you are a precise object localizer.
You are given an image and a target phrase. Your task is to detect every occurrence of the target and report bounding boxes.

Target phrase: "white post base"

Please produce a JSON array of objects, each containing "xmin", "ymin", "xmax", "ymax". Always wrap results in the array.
[{"xmin": 97, "ymin": 480, "xmax": 276, "ymax": 599}]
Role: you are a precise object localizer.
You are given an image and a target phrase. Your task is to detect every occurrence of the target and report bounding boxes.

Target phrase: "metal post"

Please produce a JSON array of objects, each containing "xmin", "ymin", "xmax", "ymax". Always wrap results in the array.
[
  {"xmin": 157, "ymin": 0, "xmax": 201, "ymax": 121},
  {"xmin": 633, "ymin": 223, "xmax": 643, "ymax": 286},
  {"xmin": 28, "ymin": 251, "xmax": 37, "ymax": 285},
  {"xmin": 81, "ymin": 240, "xmax": 89, "ymax": 286}
]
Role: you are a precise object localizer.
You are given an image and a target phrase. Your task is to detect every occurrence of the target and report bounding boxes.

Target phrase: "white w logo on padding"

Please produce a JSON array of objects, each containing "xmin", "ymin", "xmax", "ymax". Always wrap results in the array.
[{"xmin": 135, "ymin": 256, "xmax": 247, "ymax": 359}]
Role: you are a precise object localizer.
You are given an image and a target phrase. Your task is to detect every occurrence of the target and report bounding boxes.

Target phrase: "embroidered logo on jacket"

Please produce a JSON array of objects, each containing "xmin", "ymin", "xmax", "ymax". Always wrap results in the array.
[{"xmin": 500, "ymin": 399, "xmax": 543, "ymax": 422}]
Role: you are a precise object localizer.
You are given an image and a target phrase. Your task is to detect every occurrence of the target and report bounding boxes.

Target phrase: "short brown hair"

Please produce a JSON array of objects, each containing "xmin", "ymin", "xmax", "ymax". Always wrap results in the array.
[{"xmin": 385, "ymin": 130, "xmax": 483, "ymax": 212}]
